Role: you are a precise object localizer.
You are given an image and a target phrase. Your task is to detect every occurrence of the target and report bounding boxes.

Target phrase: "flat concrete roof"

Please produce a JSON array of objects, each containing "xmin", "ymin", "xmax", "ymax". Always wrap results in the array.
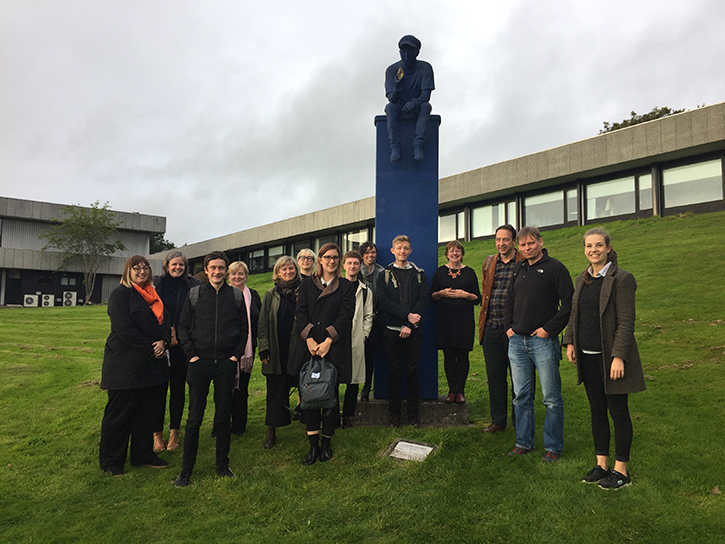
[
  {"xmin": 0, "ymin": 197, "xmax": 166, "ymax": 234},
  {"xmin": 439, "ymin": 102, "xmax": 725, "ymax": 206},
  {"xmin": 172, "ymin": 197, "xmax": 375, "ymax": 258}
]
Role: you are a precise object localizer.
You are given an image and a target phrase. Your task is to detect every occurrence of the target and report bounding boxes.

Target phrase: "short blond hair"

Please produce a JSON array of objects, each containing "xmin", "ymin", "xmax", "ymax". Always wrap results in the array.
[{"xmin": 272, "ymin": 255, "xmax": 299, "ymax": 280}]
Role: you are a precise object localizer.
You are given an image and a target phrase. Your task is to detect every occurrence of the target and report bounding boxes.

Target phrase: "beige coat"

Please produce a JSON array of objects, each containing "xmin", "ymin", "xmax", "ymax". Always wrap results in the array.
[{"xmin": 350, "ymin": 280, "xmax": 373, "ymax": 384}]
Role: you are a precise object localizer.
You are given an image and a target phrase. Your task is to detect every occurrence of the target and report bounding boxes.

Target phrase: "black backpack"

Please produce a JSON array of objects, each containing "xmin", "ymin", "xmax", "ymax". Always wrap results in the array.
[{"xmin": 299, "ymin": 356, "xmax": 338, "ymax": 410}]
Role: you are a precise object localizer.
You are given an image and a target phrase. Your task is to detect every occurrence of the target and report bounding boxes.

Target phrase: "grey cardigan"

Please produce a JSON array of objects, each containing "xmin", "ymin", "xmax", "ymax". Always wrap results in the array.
[{"xmin": 563, "ymin": 264, "xmax": 646, "ymax": 395}]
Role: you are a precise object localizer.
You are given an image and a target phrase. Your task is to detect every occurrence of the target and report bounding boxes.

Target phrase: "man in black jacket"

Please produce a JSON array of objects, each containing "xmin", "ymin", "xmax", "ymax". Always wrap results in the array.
[
  {"xmin": 504, "ymin": 227, "xmax": 573, "ymax": 462},
  {"xmin": 174, "ymin": 251, "xmax": 248, "ymax": 487},
  {"xmin": 377, "ymin": 235, "xmax": 428, "ymax": 427}
]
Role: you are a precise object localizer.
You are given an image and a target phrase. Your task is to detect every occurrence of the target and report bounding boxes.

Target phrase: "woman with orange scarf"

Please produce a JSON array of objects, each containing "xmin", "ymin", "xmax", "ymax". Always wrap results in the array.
[{"xmin": 99, "ymin": 255, "xmax": 171, "ymax": 476}]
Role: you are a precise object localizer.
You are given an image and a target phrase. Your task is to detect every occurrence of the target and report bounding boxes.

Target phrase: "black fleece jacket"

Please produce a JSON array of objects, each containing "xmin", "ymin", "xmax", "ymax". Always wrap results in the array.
[{"xmin": 504, "ymin": 249, "xmax": 574, "ymax": 337}]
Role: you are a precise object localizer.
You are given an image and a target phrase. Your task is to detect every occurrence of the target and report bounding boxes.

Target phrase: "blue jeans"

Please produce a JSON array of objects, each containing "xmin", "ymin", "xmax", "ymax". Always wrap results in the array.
[{"xmin": 508, "ymin": 334, "xmax": 564, "ymax": 453}]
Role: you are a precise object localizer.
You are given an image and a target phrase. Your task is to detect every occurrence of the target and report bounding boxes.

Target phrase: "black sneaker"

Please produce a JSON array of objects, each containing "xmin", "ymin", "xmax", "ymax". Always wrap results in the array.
[
  {"xmin": 507, "ymin": 446, "xmax": 534, "ymax": 457},
  {"xmin": 598, "ymin": 470, "xmax": 631, "ymax": 490},
  {"xmin": 217, "ymin": 466, "xmax": 235, "ymax": 478},
  {"xmin": 175, "ymin": 469, "xmax": 192, "ymax": 487},
  {"xmin": 582, "ymin": 465, "xmax": 611, "ymax": 483}
]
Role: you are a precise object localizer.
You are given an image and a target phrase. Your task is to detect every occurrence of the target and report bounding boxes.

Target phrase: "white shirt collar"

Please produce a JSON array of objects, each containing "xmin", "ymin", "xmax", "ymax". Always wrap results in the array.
[{"xmin": 588, "ymin": 261, "xmax": 613, "ymax": 278}]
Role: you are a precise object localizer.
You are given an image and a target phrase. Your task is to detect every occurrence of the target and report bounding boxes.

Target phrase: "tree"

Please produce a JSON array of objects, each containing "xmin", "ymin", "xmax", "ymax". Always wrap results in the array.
[
  {"xmin": 39, "ymin": 201, "xmax": 127, "ymax": 305},
  {"xmin": 599, "ymin": 106, "xmax": 685, "ymax": 134},
  {"xmin": 149, "ymin": 233, "xmax": 175, "ymax": 254}
]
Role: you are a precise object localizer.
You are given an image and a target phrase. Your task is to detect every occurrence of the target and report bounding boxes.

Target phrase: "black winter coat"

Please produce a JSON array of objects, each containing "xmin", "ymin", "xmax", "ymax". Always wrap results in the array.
[
  {"xmin": 101, "ymin": 284, "xmax": 171, "ymax": 390},
  {"xmin": 292, "ymin": 276, "xmax": 355, "ymax": 384}
]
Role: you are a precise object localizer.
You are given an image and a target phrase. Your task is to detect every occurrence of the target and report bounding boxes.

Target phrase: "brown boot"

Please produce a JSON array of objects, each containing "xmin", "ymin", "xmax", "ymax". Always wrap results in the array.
[
  {"xmin": 166, "ymin": 429, "xmax": 180, "ymax": 451},
  {"xmin": 153, "ymin": 432, "xmax": 166, "ymax": 453},
  {"xmin": 263, "ymin": 427, "xmax": 276, "ymax": 449}
]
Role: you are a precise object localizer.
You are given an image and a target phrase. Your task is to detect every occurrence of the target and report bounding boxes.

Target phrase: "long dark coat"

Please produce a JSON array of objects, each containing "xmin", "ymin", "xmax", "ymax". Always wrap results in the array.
[
  {"xmin": 563, "ymin": 265, "xmax": 646, "ymax": 395},
  {"xmin": 101, "ymin": 284, "xmax": 171, "ymax": 390},
  {"xmin": 291, "ymin": 275, "xmax": 355, "ymax": 384}
]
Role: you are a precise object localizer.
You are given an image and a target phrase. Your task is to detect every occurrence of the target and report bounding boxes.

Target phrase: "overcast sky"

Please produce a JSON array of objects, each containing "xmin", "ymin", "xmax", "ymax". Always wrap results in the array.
[{"xmin": 1, "ymin": 0, "xmax": 723, "ymax": 246}]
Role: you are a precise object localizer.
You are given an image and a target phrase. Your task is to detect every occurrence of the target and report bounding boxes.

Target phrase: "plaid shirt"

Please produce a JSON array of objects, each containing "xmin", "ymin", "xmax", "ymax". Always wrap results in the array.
[{"xmin": 487, "ymin": 258, "xmax": 517, "ymax": 327}]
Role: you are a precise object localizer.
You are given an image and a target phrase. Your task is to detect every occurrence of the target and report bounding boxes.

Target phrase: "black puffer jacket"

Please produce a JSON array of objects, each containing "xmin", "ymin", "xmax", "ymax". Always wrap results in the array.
[{"xmin": 101, "ymin": 285, "xmax": 171, "ymax": 390}]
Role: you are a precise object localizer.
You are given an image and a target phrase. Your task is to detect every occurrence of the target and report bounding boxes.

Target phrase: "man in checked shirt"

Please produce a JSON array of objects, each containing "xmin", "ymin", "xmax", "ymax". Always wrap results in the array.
[{"xmin": 478, "ymin": 225, "xmax": 524, "ymax": 434}]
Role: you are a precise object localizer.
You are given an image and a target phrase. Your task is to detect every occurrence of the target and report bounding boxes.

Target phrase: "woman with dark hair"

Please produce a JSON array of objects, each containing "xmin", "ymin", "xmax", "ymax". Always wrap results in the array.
[
  {"xmin": 152, "ymin": 250, "xmax": 201, "ymax": 452},
  {"xmin": 99, "ymin": 255, "xmax": 171, "ymax": 476},
  {"xmin": 227, "ymin": 261, "xmax": 261, "ymax": 435},
  {"xmin": 431, "ymin": 240, "xmax": 481, "ymax": 403},
  {"xmin": 564, "ymin": 228, "xmax": 646, "ymax": 489},
  {"xmin": 292, "ymin": 243, "xmax": 355, "ymax": 464},
  {"xmin": 258, "ymin": 256, "xmax": 301, "ymax": 449}
]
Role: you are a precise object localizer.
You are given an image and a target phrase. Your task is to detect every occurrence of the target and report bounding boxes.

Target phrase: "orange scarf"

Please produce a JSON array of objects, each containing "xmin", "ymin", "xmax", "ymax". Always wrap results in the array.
[{"xmin": 132, "ymin": 282, "xmax": 164, "ymax": 325}]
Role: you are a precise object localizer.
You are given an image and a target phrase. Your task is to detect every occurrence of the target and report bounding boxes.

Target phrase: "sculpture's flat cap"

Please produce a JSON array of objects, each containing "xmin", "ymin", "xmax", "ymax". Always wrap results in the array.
[{"xmin": 398, "ymin": 35, "xmax": 421, "ymax": 50}]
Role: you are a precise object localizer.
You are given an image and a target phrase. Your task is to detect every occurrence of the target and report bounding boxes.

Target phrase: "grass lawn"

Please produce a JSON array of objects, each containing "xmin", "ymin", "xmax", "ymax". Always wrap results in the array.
[{"xmin": 1, "ymin": 212, "xmax": 724, "ymax": 543}]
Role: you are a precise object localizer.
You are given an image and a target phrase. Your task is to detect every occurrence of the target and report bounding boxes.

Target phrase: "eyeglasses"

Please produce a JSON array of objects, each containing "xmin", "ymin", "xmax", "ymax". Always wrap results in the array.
[
  {"xmin": 298, "ymin": 256, "xmax": 314, "ymax": 261},
  {"xmin": 132, "ymin": 266, "xmax": 151, "ymax": 273},
  {"xmin": 320, "ymin": 255, "xmax": 340, "ymax": 262}
]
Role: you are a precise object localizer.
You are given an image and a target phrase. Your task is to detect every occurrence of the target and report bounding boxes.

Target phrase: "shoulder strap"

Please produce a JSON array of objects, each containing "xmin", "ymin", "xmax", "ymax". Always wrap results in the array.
[
  {"xmin": 232, "ymin": 286, "xmax": 244, "ymax": 309},
  {"xmin": 188, "ymin": 285, "xmax": 201, "ymax": 309}
]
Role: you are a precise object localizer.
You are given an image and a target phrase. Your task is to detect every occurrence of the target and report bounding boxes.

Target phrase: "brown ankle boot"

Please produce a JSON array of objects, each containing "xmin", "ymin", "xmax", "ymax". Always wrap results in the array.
[
  {"xmin": 166, "ymin": 429, "xmax": 180, "ymax": 451},
  {"xmin": 153, "ymin": 432, "xmax": 166, "ymax": 453},
  {"xmin": 263, "ymin": 427, "xmax": 276, "ymax": 449}
]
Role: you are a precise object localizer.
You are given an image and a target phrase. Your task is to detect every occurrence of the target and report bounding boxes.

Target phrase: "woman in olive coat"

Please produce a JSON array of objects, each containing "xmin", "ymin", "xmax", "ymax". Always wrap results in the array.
[
  {"xmin": 258, "ymin": 256, "xmax": 301, "ymax": 449},
  {"xmin": 99, "ymin": 255, "xmax": 171, "ymax": 476},
  {"xmin": 564, "ymin": 229, "xmax": 645, "ymax": 489}
]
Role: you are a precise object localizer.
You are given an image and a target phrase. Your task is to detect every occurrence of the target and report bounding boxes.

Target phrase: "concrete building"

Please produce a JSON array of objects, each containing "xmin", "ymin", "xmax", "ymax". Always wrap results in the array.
[
  {"xmin": 0, "ymin": 198, "xmax": 165, "ymax": 306},
  {"xmin": 173, "ymin": 102, "xmax": 725, "ymax": 273}
]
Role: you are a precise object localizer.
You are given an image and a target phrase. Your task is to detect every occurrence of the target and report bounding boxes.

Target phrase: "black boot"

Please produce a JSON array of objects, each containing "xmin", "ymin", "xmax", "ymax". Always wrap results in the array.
[{"xmin": 302, "ymin": 446, "xmax": 321, "ymax": 465}]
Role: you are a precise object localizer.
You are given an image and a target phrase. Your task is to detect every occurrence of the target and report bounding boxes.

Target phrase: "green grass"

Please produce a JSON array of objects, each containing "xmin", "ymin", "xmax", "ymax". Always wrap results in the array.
[{"xmin": 1, "ymin": 212, "xmax": 725, "ymax": 543}]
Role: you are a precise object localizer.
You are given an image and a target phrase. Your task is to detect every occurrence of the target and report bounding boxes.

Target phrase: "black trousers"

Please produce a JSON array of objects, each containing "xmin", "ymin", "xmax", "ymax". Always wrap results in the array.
[
  {"xmin": 362, "ymin": 321, "xmax": 384, "ymax": 395},
  {"xmin": 231, "ymin": 371, "xmax": 252, "ymax": 433},
  {"xmin": 579, "ymin": 352, "xmax": 633, "ymax": 462},
  {"xmin": 167, "ymin": 345, "xmax": 188, "ymax": 430},
  {"xmin": 342, "ymin": 383, "xmax": 359, "ymax": 417},
  {"xmin": 442, "ymin": 348, "xmax": 470, "ymax": 395},
  {"xmin": 182, "ymin": 358, "xmax": 236, "ymax": 471},
  {"xmin": 383, "ymin": 327, "xmax": 421, "ymax": 419},
  {"xmin": 99, "ymin": 384, "xmax": 166, "ymax": 471},
  {"xmin": 265, "ymin": 373, "xmax": 293, "ymax": 428},
  {"xmin": 482, "ymin": 324, "xmax": 516, "ymax": 428}
]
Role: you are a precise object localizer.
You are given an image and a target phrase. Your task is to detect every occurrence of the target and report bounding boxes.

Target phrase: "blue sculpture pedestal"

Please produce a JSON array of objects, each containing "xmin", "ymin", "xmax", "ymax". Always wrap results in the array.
[{"xmin": 373, "ymin": 114, "xmax": 441, "ymax": 401}]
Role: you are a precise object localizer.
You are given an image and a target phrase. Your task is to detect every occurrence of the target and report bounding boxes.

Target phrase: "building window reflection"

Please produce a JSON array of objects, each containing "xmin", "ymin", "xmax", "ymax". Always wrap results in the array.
[
  {"xmin": 663, "ymin": 159, "xmax": 723, "ymax": 208},
  {"xmin": 638, "ymin": 173, "xmax": 653, "ymax": 211},
  {"xmin": 586, "ymin": 177, "xmax": 635, "ymax": 220},
  {"xmin": 250, "ymin": 249, "xmax": 265, "ymax": 272},
  {"xmin": 524, "ymin": 192, "xmax": 564, "ymax": 227}
]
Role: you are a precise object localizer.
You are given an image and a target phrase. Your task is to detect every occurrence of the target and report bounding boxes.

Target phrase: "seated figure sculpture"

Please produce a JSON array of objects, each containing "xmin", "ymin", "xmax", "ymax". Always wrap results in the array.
[{"xmin": 384, "ymin": 35, "xmax": 435, "ymax": 162}]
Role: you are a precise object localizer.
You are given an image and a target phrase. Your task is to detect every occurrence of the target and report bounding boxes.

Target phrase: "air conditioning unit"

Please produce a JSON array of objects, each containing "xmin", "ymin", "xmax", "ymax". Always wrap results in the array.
[
  {"xmin": 41, "ymin": 294, "xmax": 54, "ymax": 307},
  {"xmin": 24, "ymin": 294, "xmax": 39, "ymax": 308},
  {"xmin": 63, "ymin": 291, "xmax": 77, "ymax": 307}
]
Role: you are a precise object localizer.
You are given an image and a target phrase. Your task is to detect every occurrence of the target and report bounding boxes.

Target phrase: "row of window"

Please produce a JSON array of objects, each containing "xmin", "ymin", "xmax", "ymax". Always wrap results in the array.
[
  {"xmin": 245, "ymin": 226, "xmax": 373, "ymax": 273},
  {"xmin": 439, "ymin": 157, "xmax": 724, "ymax": 242}
]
